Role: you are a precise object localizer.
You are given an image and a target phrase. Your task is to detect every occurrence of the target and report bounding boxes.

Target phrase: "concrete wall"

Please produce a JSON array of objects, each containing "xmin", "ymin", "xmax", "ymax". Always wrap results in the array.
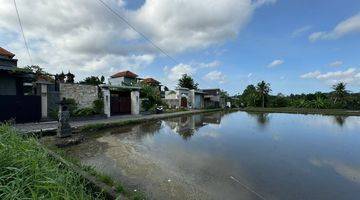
[
  {"xmin": 131, "ymin": 91, "xmax": 140, "ymax": 115},
  {"xmin": 102, "ymin": 88, "xmax": 111, "ymax": 117},
  {"xmin": 41, "ymin": 84, "xmax": 48, "ymax": 118},
  {"xmin": 164, "ymin": 99, "xmax": 180, "ymax": 109},
  {"xmin": 60, "ymin": 83, "xmax": 98, "ymax": 109}
]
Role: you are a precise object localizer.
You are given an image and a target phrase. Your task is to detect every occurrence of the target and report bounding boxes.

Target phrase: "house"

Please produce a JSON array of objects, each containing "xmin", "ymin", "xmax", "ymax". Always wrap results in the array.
[
  {"xmin": 141, "ymin": 77, "xmax": 161, "ymax": 91},
  {"xmin": 164, "ymin": 87, "xmax": 204, "ymax": 109},
  {"xmin": 108, "ymin": 70, "xmax": 139, "ymax": 86},
  {"xmin": 202, "ymin": 88, "xmax": 225, "ymax": 108},
  {"xmin": 101, "ymin": 70, "xmax": 141, "ymax": 117},
  {"xmin": 0, "ymin": 47, "xmax": 41, "ymax": 123}
]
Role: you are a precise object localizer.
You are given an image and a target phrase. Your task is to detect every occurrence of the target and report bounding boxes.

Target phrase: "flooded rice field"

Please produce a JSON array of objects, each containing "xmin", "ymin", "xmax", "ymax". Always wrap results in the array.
[{"xmin": 62, "ymin": 111, "xmax": 360, "ymax": 200}]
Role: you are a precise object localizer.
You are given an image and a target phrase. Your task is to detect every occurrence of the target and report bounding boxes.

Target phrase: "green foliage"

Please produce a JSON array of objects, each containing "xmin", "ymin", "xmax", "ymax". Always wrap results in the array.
[
  {"xmin": 73, "ymin": 108, "xmax": 96, "ymax": 117},
  {"xmin": 178, "ymin": 74, "xmax": 198, "ymax": 89},
  {"xmin": 93, "ymin": 99, "xmax": 104, "ymax": 114},
  {"xmin": 63, "ymin": 98, "xmax": 78, "ymax": 116},
  {"xmin": 331, "ymin": 82, "xmax": 349, "ymax": 108},
  {"xmin": 270, "ymin": 94, "xmax": 288, "ymax": 107},
  {"xmin": 79, "ymin": 76, "xmax": 105, "ymax": 86},
  {"xmin": 256, "ymin": 81, "xmax": 271, "ymax": 108},
  {"xmin": 0, "ymin": 124, "xmax": 103, "ymax": 199},
  {"xmin": 235, "ymin": 81, "xmax": 360, "ymax": 110},
  {"xmin": 241, "ymin": 85, "xmax": 261, "ymax": 107},
  {"xmin": 141, "ymin": 84, "xmax": 164, "ymax": 111}
]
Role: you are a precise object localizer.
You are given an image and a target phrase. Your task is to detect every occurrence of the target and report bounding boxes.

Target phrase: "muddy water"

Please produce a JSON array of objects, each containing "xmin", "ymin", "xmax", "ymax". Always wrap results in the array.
[{"xmin": 64, "ymin": 111, "xmax": 360, "ymax": 200}]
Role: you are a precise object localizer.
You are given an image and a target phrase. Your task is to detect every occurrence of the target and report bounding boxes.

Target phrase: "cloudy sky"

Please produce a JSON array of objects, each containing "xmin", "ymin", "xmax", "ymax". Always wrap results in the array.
[{"xmin": 0, "ymin": 0, "xmax": 359, "ymax": 95}]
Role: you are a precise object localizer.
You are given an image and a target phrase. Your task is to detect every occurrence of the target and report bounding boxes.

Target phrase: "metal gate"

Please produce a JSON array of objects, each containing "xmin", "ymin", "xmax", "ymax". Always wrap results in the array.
[
  {"xmin": 110, "ymin": 91, "xmax": 131, "ymax": 115},
  {"xmin": 0, "ymin": 95, "xmax": 41, "ymax": 123}
]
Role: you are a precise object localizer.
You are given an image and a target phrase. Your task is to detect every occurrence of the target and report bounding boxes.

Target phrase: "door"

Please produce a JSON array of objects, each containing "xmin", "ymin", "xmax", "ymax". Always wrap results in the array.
[
  {"xmin": 181, "ymin": 97, "xmax": 187, "ymax": 108},
  {"xmin": 110, "ymin": 91, "xmax": 131, "ymax": 115}
]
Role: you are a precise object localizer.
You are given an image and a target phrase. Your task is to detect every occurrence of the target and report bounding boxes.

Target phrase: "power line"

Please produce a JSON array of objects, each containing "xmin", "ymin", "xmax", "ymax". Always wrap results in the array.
[
  {"xmin": 13, "ymin": 0, "xmax": 32, "ymax": 65},
  {"xmin": 96, "ymin": 0, "xmax": 179, "ymax": 65}
]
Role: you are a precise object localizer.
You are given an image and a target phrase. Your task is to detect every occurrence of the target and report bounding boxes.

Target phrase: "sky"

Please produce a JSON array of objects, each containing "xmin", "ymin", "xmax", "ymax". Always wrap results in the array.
[{"xmin": 0, "ymin": 0, "xmax": 359, "ymax": 95}]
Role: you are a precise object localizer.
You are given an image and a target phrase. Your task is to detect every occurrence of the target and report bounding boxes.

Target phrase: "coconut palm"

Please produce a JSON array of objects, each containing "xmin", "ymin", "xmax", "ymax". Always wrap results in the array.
[
  {"xmin": 332, "ymin": 82, "xmax": 348, "ymax": 105},
  {"xmin": 256, "ymin": 81, "xmax": 271, "ymax": 108}
]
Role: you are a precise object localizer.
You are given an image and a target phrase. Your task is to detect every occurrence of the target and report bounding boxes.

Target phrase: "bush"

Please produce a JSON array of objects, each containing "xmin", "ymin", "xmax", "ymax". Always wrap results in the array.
[
  {"xmin": 73, "ymin": 108, "xmax": 96, "ymax": 117},
  {"xmin": 93, "ymin": 99, "xmax": 104, "ymax": 114},
  {"xmin": 63, "ymin": 98, "xmax": 78, "ymax": 116}
]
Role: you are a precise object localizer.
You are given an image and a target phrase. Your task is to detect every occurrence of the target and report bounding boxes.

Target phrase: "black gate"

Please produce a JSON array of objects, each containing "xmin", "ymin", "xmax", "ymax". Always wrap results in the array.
[
  {"xmin": 0, "ymin": 95, "xmax": 41, "ymax": 123},
  {"xmin": 110, "ymin": 91, "xmax": 131, "ymax": 115}
]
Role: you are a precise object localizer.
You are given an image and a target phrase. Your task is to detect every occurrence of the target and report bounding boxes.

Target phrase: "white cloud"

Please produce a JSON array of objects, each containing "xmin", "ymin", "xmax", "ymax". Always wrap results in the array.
[
  {"xmin": 133, "ymin": 0, "xmax": 269, "ymax": 53},
  {"xmin": 252, "ymin": 0, "xmax": 277, "ymax": 8},
  {"xmin": 164, "ymin": 63, "xmax": 196, "ymax": 82},
  {"xmin": 247, "ymin": 73, "xmax": 253, "ymax": 78},
  {"xmin": 0, "ymin": 0, "xmax": 276, "ymax": 81},
  {"xmin": 268, "ymin": 59, "xmax": 284, "ymax": 68},
  {"xmin": 292, "ymin": 25, "xmax": 311, "ymax": 37},
  {"xmin": 300, "ymin": 68, "xmax": 360, "ymax": 85},
  {"xmin": 300, "ymin": 71, "xmax": 321, "ymax": 79},
  {"xmin": 329, "ymin": 61, "xmax": 343, "ymax": 67},
  {"xmin": 203, "ymin": 70, "xmax": 226, "ymax": 83},
  {"xmin": 309, "ymin": 13, "xmax": 360, "ymax": 41},
  {"xmin": 197, "ymin": 60, "xmax": 221, "ymax": 68}
]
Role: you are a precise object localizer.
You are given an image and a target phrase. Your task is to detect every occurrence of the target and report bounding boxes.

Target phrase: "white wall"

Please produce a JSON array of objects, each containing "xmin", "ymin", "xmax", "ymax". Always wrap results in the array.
[
  {"xmin": 131, "ymin": 91, "xmax": 140, "ymax": 115},
  {"xmin": 41, "ymin": 84, "xmax": 48, "ymax": 118},
  {"xmin": 108, "ymin": 77, "xmax": 124, "ymax": 86},
  {"xmin": 102, "ymin": 88, "xmax": 111, "ymax": 117}
]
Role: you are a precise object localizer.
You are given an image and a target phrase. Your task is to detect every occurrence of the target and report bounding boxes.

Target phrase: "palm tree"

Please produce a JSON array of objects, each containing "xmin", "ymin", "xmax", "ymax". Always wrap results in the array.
[
  {"xmin": 332, "ymin": 82, "xmax": 348, "ymax": 104},
  {"xmin": 256, "ymin": 81, "xmax": 271, "ymax": 108}
]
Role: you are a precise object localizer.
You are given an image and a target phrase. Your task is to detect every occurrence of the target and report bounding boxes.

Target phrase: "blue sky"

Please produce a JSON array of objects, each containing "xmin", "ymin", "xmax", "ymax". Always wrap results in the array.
[{"xmin": 0, "ymin": 0, "xmax": 359, "ymax": 95}]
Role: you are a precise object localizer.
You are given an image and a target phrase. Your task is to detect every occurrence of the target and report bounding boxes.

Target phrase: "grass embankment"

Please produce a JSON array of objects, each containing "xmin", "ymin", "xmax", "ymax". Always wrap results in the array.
[
  {"xmin": 239, "ymin": 107, "xmax": 360, "ymax": 116},
  {"xmin": 0, "ymin": 124, "xmax": 104, "ymax": 200},
  {"xmin": 0, "ymin": 124, "xmax": 146, "ymax": 200}
]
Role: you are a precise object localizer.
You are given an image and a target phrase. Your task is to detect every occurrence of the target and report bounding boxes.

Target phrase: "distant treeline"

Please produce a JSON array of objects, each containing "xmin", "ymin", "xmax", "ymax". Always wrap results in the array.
[{"xmin": 229, "ymin": 82, "xmax": 360, "ymax": 110}]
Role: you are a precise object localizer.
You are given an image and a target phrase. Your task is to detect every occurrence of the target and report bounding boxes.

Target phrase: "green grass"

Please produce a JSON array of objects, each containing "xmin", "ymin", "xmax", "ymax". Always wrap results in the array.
[
  {"xmin": 0, "ymin": 124, "xmax": 105, "ymax": 200},
  {"xmin": 239, "ymin": 107, "xmax": 360, "ymax": 116}
]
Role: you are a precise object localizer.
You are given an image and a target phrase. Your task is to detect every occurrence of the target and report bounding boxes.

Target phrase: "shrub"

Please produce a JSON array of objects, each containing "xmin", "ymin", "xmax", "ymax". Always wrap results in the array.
[
  {"xmin": 73, "ymin": 108, "xmax": 96, "ymax": 117},
  {"xmin": 93, "ymin": 99, "xmax": 104, "ymax": 114},
  {"xmin": 63, "ymin": 98, "xmax": 78, "ymax": 116}
]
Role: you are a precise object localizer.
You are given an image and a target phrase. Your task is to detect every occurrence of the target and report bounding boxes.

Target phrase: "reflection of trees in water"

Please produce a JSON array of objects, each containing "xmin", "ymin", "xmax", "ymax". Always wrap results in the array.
[
  {"xmin": 333, "ymin": 116, "xmax": 348, "ymax": 127},
  {"xmin": 163, "ymin": 113, "xmax": 224, "ymax": 140},
  {"xmin": 108, "ymin": 121, "xmax": 163, "ymax": 140},
  {"xmin": 247, "ymin": 112, "xmax": 270, "ymax": 127}
]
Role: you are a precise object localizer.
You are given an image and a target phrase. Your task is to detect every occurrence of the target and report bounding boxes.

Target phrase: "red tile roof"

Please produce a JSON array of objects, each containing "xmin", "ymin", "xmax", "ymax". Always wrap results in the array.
[
  {"xmin": 0, "ymin": 47, "xmax": 15, "ymax": 58},
  {"xmin": 142, "ymin": 78, "xmax": 160, "ymax": 85},
  {"xmin": 111, "ymin": 70, "xmax": 138, "ymax": 78}
]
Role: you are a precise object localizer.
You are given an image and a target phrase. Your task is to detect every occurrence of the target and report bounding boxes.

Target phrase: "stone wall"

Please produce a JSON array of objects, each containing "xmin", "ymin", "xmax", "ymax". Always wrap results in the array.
[
  {"xmin": 60, "ymin": 83, "xmax": 98, "ymax": 109},
  {"xmin": 164, "ymin": 99, "xmax": 180, "ymax": 109}
]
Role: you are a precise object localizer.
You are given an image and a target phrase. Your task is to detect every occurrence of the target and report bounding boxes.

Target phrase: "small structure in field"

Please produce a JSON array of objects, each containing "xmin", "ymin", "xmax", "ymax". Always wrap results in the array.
[{"xmin": 57, "ymin": 98, "xmax": 72, "ymax": 138}]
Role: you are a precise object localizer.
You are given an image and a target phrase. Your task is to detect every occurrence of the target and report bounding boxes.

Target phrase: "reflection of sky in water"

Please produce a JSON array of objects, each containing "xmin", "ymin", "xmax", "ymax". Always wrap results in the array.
[{"xmin": 66, "ymin": 111, "xmax": 360, "ymax": 200}]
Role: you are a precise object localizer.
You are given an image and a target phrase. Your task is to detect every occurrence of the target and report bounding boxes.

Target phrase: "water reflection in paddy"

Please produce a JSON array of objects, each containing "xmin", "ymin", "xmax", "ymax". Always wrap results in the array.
[{"xmin": 65, "ymin": 111, "xmax": 360, "ymax": 200}]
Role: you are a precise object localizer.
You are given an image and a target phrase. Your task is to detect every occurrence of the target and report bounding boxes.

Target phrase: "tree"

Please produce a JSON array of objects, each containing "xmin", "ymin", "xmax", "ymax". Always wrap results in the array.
[
  {"xmin": 242, "ymin": 84, "xmax": 259, "ymax": 107},
  {"xmin": 332, "ymin": 82, "xmax": 348, "ymax": 105},
  {"xmin": 178, "ymin": 74, "xmax": 198, "ymax": 89},
  {"xmin": 256, "ymin": 81, "xmax": 271, "ymax": 108},
  {"xmin": 140, "ymin": 84, "xmax": 163, "ymax": 111},
  {"xmin": 79, "ymin": 76, "xmax": 104, "ymax": 86}
]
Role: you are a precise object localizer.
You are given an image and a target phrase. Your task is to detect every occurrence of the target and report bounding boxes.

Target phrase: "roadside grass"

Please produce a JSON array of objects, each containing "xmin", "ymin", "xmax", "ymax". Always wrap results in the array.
[{"xmin": 0, "ymin": 124, "xmax": 105, "ymax": 200}]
